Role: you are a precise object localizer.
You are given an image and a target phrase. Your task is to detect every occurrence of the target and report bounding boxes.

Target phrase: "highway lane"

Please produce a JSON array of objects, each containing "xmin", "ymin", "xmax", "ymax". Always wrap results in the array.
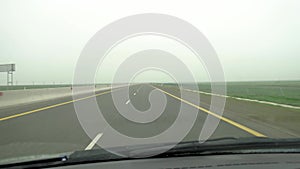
[
  {"xmin": 160, "ymin": 84, "xmax": 300, "ymax": 138},
  {"xmin": 0, "ymin": 84, "xmax": 298, "ymax": 161}
]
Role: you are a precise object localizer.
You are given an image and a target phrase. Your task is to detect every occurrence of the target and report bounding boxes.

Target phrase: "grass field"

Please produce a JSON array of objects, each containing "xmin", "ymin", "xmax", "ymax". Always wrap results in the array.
[
  {"xmin": 167, "ymin": 81, "xmax": 300, "ymax": 107},
  {"xmin": 223, "ymin": 81, "xmax": 300, "ymax": 107}
]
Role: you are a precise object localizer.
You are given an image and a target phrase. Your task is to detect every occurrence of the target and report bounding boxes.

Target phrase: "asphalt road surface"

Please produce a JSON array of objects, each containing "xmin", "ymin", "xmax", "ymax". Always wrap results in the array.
[{"xmin": 0, "ymin": 84, "xmax": 299, "ymax": 160}]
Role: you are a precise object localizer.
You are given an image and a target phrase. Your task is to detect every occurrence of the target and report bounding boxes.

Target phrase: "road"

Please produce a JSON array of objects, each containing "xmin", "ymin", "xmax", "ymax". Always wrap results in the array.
[{"xmin": 0, "ymin": 84, "xmax": 299, "ymax": 160}]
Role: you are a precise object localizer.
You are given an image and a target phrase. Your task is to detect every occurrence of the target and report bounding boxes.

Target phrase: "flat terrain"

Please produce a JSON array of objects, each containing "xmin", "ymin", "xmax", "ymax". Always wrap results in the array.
[
  {"xmin": 0, "ymin": 84, "xmax": 300, "ymax": 161},
  {"xmin": 171, "ymin": 81, "xmax": 300, "ymax": 107}
]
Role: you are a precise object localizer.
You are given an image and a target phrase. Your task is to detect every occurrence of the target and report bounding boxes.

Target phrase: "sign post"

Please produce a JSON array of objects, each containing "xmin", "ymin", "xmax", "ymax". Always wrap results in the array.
[{"xmin": 0, "ymin": 64, "xmax": 16, "ymax": 85}]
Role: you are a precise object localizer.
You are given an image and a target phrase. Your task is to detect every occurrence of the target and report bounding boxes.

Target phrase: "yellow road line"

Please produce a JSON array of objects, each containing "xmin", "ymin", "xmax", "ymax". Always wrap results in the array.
[
  {"xmin": 0, "ymin": 89, "xmax": 114, "ymax": 122},
  {"xmin": 153, "ymin": 86, "xmax": 266, "ymax": 137}
]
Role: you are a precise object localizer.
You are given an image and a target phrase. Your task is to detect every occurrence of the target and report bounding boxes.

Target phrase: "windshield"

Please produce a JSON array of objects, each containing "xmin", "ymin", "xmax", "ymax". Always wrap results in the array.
[{"xmin": 0, "ymin": 0, "xmax": 300, "ymax": 166}]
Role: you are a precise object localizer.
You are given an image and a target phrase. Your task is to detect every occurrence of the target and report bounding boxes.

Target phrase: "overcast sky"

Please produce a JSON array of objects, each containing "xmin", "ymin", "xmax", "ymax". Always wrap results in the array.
[{"xmin": 0, "ymin": 0, "xmax": 299, "ymax": 85}]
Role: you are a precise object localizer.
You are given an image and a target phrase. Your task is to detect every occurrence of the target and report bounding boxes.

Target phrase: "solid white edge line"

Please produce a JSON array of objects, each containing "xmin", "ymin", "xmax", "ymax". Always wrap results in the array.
[
  {"xmin": 182, "ymin": 88, "xmax": 300, "ymax": 110},
  {"xmin": 85, "ymin": 133, "xmax": 103, "ymax": 150}
]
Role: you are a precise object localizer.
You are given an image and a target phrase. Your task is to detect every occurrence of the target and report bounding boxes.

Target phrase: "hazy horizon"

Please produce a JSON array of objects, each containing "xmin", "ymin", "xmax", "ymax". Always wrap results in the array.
[{"xmin": 1, "ymin": 0, "xmax": 299, "ymax": 85}]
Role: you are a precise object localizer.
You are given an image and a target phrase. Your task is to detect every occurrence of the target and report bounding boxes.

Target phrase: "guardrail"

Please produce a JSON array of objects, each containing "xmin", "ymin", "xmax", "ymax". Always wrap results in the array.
[{"xmin": 0, "ymin": 85, "xmax": 111, "ymax": 109}]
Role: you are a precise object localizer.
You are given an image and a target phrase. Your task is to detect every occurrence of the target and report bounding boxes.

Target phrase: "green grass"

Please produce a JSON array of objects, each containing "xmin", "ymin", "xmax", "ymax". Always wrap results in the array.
[
  {"xmin": 167, "ymin": 81, "xmax": 300, "ymax": 107},
  {"xmin": 226, "ymin": 81, "xmax": 300, "ymax": 107}
]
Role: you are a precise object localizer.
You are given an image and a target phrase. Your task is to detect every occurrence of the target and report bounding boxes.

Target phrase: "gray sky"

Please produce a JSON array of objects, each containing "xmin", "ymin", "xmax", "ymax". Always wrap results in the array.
[{"xmin": 0, "ymin": 0, "xmax": 299, "ymax": 85}]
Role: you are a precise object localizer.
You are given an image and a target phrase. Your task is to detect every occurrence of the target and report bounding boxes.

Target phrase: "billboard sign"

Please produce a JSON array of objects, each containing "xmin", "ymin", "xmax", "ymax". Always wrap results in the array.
[{"xmin": 0, "ymin": 64, "xmax": 15, "ymax": 72}]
